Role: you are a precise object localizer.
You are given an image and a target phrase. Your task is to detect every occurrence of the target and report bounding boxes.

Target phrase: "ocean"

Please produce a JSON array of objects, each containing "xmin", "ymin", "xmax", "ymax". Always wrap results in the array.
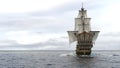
[{"xmin": 0, "ymin": 50, "xmax": 120, "ymax": 68}]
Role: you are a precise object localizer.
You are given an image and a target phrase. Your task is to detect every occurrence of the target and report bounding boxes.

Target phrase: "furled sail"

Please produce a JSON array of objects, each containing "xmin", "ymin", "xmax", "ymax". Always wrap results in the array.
[
  {"xmin": 90, "ymin": 31, "xmax": 100, "ymax": 43},
  {"xmin": 67, "ymin": 31, "xmax": 78, "ymax": 43}
]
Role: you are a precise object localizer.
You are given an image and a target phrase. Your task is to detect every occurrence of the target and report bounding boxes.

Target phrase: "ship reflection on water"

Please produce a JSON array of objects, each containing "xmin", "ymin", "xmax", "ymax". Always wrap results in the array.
[{"xmin": 0, "ymin": 50, "xmax": 120, "ymax": 68}]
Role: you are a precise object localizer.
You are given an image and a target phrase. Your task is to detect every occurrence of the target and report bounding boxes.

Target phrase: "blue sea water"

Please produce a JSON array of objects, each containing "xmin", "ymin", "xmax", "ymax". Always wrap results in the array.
[{"xmin": 0, "ymin": 50, "xmax": 120, "ymax": 68}]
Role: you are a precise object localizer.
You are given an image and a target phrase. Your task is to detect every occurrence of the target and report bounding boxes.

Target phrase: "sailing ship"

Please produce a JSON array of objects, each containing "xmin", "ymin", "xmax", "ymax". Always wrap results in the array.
[{"xmin": 68, "ymin": 6, "xmax": 100, "ymax": 55}]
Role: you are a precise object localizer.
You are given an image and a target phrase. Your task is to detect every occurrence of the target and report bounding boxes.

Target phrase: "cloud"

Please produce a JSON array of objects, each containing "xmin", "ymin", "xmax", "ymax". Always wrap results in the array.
[
  {"xmin": 0, "ymin": 0, "xmax": 73, "ymax": 13},
  {"xmin": 0, "ymin": 0, "xmax": 120, "ymax": 50},
  {"xmin": 93, "ymin": 32, "xmax": 120, "ymax": 50},
  {"xmin": 0, "ymin": 35, "xmax": 69, "ymax": 50},
  {"xmin": 0, "ymin": 30, "xmax": 120, "ymax": 50}
]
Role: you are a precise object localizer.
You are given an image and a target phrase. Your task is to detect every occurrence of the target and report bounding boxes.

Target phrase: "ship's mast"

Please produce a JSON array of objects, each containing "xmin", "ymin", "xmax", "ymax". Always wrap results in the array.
[
  {"xmin": 81, "ymin": 7, "xmax": 85, "ymax": 32},
  {"xmin": 81, "ymin": 3, "xmax": 86, "ymax": 32}
]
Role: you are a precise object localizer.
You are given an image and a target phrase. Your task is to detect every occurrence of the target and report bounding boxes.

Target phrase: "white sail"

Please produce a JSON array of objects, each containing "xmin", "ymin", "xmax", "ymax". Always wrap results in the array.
[
  {"xmin": 75, "ymin": 18, "xmax": 83, "ymax": 32},
  {"xmin": 67, "ymin": 31, "xmax": 78, "ymax": 44},
  {"xmin": 68, "ymin": 7, "xmax": 100, "ymax": 45},
  {"xmin": 90, "ymin": 31, "xmax": 100, "ymax": 43},
  {"xmin": 75, "ymin": 18, "xmax": 91, "ymax": 33}
]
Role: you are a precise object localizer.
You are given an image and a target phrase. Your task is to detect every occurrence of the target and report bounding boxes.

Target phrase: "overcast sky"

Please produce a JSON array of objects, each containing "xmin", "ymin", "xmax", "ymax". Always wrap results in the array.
[{"xmin": 0, "ymin": 0, "xmax": 120, "ymax": 50}]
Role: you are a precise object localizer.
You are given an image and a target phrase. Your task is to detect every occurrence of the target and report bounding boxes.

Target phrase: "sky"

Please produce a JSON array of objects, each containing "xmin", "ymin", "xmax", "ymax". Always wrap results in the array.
[{"xmin": 0, "ymin": 0, "xmax": 120, "ymax": 50}]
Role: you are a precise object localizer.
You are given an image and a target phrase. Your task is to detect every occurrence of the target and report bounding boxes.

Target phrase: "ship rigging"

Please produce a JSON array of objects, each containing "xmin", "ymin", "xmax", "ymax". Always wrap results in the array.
[{"xmin": 67, "ymin": 6, "xmax": 100, "ymax": 55}]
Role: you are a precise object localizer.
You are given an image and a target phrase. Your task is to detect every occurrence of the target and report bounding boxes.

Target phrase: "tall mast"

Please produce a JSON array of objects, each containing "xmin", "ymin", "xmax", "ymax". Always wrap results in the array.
[
  {"xmin": 82, "ymin": 2, "xmax": 83, "ymax": 9},
  {"xmin": 81, "ymin": 3, "xmax": 85, "ymax": 32}
]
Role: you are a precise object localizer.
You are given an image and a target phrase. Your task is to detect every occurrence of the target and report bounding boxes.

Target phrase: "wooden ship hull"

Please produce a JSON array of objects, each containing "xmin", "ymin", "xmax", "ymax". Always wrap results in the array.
[{"xmin": 76, "ymin": 32, "xmax": 93, "ymax": 55}]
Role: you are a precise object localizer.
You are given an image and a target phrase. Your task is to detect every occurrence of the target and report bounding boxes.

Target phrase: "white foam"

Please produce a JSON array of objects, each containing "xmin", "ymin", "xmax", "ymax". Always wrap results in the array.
[{"xmin": 59, "ymin": 53, "xmax": 75, "ymax": 57}]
